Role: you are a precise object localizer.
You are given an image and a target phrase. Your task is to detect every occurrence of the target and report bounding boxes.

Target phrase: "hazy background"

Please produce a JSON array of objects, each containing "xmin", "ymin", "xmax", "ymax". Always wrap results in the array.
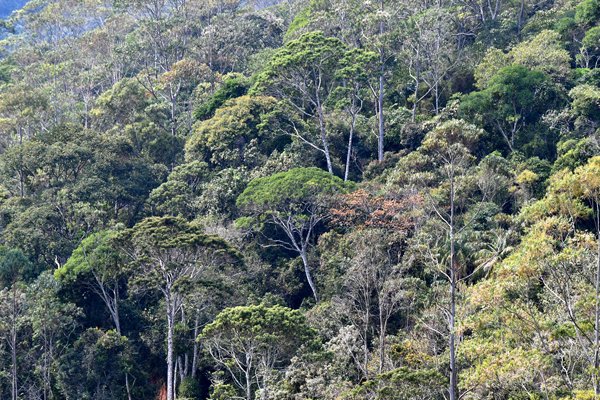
[{"xmin": 0, "ymin": 0, "xmax": 28, "ymax": 19}]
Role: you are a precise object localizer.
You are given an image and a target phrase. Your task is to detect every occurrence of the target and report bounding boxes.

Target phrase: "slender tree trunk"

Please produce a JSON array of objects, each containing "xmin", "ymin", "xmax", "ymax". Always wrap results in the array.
[
  {"xmin": 316, "ymin": 102, "xmax": 333, "ymax": 174},
  {"xmin": 411, "ymin": 70, "xmax": 419, "ymax": 122},
  {"xmin": 245, "ymin": 356, "xmax": 252, "ymax": 400},
  {"xmin": 377, "ymin": 69, "xmax": 385, "ymax": 162},
  {"xmin": 517, "ymin": 0, "xmax": 525, "ymax": 39},
  {"xmin": 174, "ymin": 358, "xmax": 178, "ymax": 400},
  {"xmin": 377, "ymin": 0, "xmax": 385, "ymax": 162},
  {"xmin": 363, "ymin": 306, "xmax": 370, "ymax": 380},
  {"xmin": 300, "ymin": 250, "xmax": 318, "ymax": 302},
  {"xmin": 379, "ymin": 315, "xmax": 387, "ymax": 373},
  {"xmin": 170, "ymin": 94, "xmax": 177, "ymax": 137},
  {"xmin": 192, "ymin": 314, "xmax": 199, "ymax": 379},
  {"xmin": 434, "ymin": 80, "xmax": 440, "ymax": 115},
  {"xmin": 594, "ymin": 203, "xmax": 600, "ymax": 395},
  {"xmin": 11, "ymin": 284, "xmax": 17, "ymax": 400},
  {"xmin": 344, "ymin": 110, "xmax": 357, "ymax": 182},
  {"xmin": 448, "ymin": 173, "xmax": 458, "ymax": 400},
  {"xmin": 166, "ymin": 296, "xmax": 175, "ymax": 400},
  {"xmin": 18, "ymin": 126, "xmax": 24, "ymax": 198}
]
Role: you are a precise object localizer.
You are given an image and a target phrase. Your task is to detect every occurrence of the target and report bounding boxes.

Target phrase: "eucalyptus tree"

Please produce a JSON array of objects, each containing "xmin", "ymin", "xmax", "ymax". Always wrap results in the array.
[
  {"xmin": 237, "ymin": 167, "xmax": 353, "ymax": 301},
  {"xmin": 254, "ymin": 31, "xmax": 346, "ymax": 173},
  {"xmin": 56, "ymin": 229, "xmax": 134, "ymax": 399},
  {"xmin": 333, "ymin": 48, "xmax": 378, "ymax": 181},
  {"xmin": 122, "ymin": 216, "xmax": 241, "ymax": 400},
  {"xmin": 200, "ymin": 304, "xmax": 316, "ymax": 400}
]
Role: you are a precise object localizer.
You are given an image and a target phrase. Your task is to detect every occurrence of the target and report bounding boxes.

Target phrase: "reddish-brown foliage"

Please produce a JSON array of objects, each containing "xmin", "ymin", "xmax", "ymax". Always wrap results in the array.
[{"xmin": 330, "ymin": 189, "xmax": 423, "ymax": 232}]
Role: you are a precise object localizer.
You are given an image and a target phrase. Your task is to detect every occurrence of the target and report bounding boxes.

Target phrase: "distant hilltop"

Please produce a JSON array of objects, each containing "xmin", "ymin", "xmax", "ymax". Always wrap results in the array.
[{"xmin": 0, "ymin": 0, "xmax": 28, "ymax": 19}]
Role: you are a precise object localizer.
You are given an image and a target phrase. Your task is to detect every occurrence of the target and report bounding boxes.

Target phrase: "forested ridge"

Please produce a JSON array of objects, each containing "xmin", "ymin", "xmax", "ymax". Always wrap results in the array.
[{"xmin": 0, "ymin": 0, "xmax": 600, "ymax": 399}]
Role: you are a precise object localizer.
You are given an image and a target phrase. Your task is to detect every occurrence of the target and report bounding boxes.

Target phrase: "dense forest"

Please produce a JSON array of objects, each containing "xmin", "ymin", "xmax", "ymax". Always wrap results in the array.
[{"xmin": 0, "ymin": 0, "xmax": 600, "ymax": 399}]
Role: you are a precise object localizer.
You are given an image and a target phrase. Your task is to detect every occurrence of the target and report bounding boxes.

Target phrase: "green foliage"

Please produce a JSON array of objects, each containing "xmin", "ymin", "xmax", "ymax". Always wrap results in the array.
[
  {"xmin": 186, "ymin": 95, "xmax": 289, "ymax": 169},
  {"xmin": 576, "ymin": 0, "xmax": 600, "ymax": 26},
  {"xmin": 57, "ymin": 328, "xmax": 133, "ymax": 400},
  {"xmin": 0, "ymin": 247, "xmax": 33, "ymax": 287},
  {"xmin": 2, "ymin": 0, "xmax": 600, "ymax": 398},
  {"xmin": 55, "ymin": 229, "xmax": 122, "ymax": 284},
  {"xmin": 208, "ymin": 382, "xmax": 238, "ymax": 400},
  {"xmin": 461, "ymin": 65, "xmax": 562, "ymax": 155},
  {"xmin": 193, "ymin": 74, "xmax": 250, "ymax": 121},
  {"xmin": 201, "ymin": 303, "xmax": 316, "ymax": 350},
  {"xmin": 178, "ymin": 376, "xmax": 202, "ymax": 400},
  {"xmin": 570, "ymin": 84, "xmax": 600, "ymax": 119},
  {"xmin": 237, "ymin": 167, "xmax": 352, "ymax": 212},
  {"xmin": 345, "ymin": 367, "xmax": 446, "ymax": 400},
  {"xmin": 255, "ymin": 30, "xmax": 345, "ymax": 89}
]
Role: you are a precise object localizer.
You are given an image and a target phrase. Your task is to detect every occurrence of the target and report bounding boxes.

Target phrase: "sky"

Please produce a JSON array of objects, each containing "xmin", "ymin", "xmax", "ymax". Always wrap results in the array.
[{"xmin": 0, "ymin": 0, "xmax": 28, "ymax": 19}]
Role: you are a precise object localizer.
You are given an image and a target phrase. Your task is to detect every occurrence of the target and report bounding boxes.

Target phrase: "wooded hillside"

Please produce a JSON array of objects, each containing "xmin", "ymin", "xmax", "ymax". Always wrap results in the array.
[{"xmin": 0, "ymin": 0, "xmax": 600, "ymax": 399}]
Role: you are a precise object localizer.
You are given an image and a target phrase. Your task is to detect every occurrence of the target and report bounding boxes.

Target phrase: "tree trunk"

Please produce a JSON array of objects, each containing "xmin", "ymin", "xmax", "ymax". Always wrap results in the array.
[
  {"xmin": 377, "ymin": 69, "xmax": 385, "ymax": 162},
  {"xmin": 18, "ymin": 126, "xmax": 24, "ymax": 198},
  {"xmin": 449, "ymin": 173, "xmax": 458, "ymax": 400},
  {"xmin": 300, "ymin": 250, "xmax": 318, "ymax": 302},
  {"xmin": 166, "ymin": 297, "xmax": 175, "ymax": 400},
  {"xmin": 344, "ymin": 110, "xmax": 356, "ymax": 182},
  {"xmin": 316, "ymin": 102, "xmax": 333, "ymax": 174},
  {"xmin": 192, "ymin": 314, "xmax": 199, "ymax": 379},
  {"xmin": 11, "ymin": 285, "xmax": 18, "ymax": 400},
  {"xmin": 377, "ymin": 0, "xmax": 385, "ymax": 162},
  {"xmin": 379, "ymin": 315, "xmax": 387, "ymax": 374},
  {"xmin": 245, "ymin": 355, "xmax": 252, "ymax": 400},
  {"xmin": 594, "ymin": 203, "xmax": 600, "ymax": 395}
]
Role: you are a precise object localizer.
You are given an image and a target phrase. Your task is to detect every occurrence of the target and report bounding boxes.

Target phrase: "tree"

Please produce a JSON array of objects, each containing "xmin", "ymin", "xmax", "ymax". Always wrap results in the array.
[
  {"xmin": 236, "ymin": 167, "xmax": 352, "ymax": 301},
  {"xmin": 57, "ymin": 328, "xmax": 134, "ymax": 400},
  {"xmin": 254, "ymin": 31, "xmax": 346, "ymax": 173},
  {"xmin": 122, "ymin": 216, "xmax": 241, "ymax": 400},
  {"xmin": 569, "ymin": 157, "xmax": 600, "ymax": 394},
  {"xmin": 402, "ymin": 6, "xmax": 459, "ymax": 119},
  {"xmin": 333, "ymin": 229, "xmax": 423, "ymax": 379},
  {"xmin": 185, "ymin": 95, "xmax": 288, "ymax": 170},
  {"xmin": 333, "ymin": 49, "xmax": 378, "ymax": 181},
  {"xmin": 56, "ymin": 229, "xmax": 134, "ymax": 399},
  {"xmin": 461, "ymin": 65, "xmax": 561, "ymax": 154},
  {"xmin": 0, "ymin": 248, "xmax": 32, "ymax": 400},
  {"xmin": 200, "ymin": 304, "xmax": 316, "ymax": 400},
  {"xmin": 27, "ymin": 272, "xmax": 81, "ymax": 400},
  {"xmin": 413, "ymin": 120, "xmax": 484, "ymax": 400}
]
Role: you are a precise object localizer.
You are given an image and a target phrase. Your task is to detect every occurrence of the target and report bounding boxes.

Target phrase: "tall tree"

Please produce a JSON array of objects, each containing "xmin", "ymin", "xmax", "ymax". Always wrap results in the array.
[
  {"xmin": 200, "ymin": 304, "xmax": 316, "ymax": 400},
  {"xmin": 237, "ymin": 167, "xmax": 352, "ymax": 301},
  {"xmin": 122, "ymin": 216, "xmax": 240, "ymax": 400},
  {"xmin": 254, "ymin": 31, "xmax": 346, "ymax": 173},
  {"xmin": 56, "ymin": 229, "xmax": 134, "ymax": 399},
  {"xmin": 416, "ymin": 119, "xmax": 484, "ymax": 400}
]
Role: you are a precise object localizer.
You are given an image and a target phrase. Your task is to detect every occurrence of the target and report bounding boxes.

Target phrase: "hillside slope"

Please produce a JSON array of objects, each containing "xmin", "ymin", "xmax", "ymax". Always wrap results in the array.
[{"xmin": 0, "ymin": 0, "xmax": 599, "ymax": 399}]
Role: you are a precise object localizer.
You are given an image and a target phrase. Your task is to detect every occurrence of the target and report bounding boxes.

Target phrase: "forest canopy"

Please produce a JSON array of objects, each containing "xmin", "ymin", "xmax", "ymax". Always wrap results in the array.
[{"xmin": 1, "ymin": 0, "xmax": 600, "ymax": 399}]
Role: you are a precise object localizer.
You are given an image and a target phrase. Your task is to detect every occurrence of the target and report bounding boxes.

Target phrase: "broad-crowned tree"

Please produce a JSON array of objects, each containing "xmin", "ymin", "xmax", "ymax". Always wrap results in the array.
[
  {"xmin": 56, "ymin": 229, "xmax": 135, "ymax": 399},
  {"xmin": 254, "ymin": 31, "xmax": 346, "ymax": 173},
  {"xmin": 200, "ymin": 304, "xmax": 316, "ymax": 400},
  {"xmin": 460, "ymin": 65, "xmax": 563, "ymax": 155},
  {"xmin": 122, "ymin": 215, "xmax": 240, "ymax": 400},
  {"xmin": 185, "ymin": 95, "xmax": 289, "ymax": 170},
  {"xmin": 236, "ymin": 167, "xmax": 352, "ymax": 302}
]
